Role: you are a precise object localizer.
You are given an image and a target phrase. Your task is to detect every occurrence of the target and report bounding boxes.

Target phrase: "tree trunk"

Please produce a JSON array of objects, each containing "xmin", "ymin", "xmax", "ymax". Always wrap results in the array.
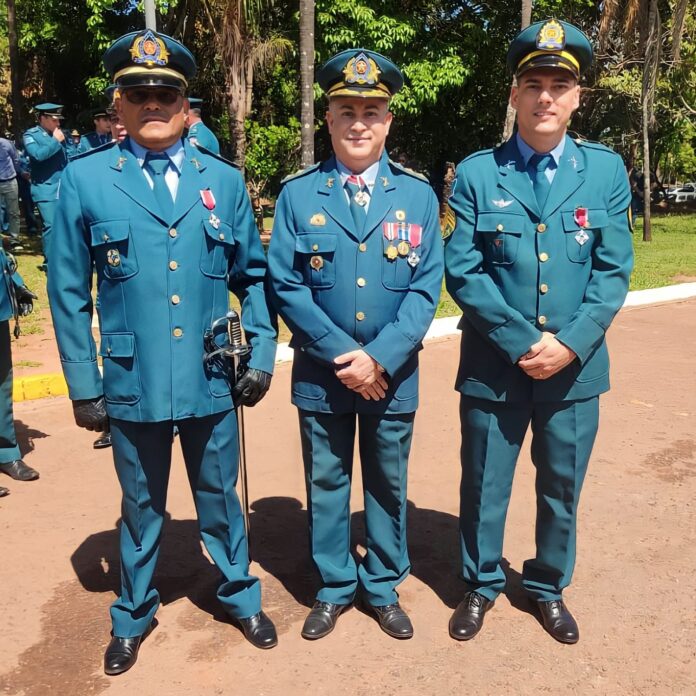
[
  {"xmin": 641, "ymin": 93, "xmax": 651, "ymax": 241},
  {"xmin": 299, "ymin": 0, "xmax": 315, "ymax": 167},
  {"xmin": 502, "ymin": 0, "xmax": 533, "ymax": 141},
  {"xmin": 641, "ymin": 0, "xmax": 660, "ymax": 242},
  {"xmin": 6, "ymin": 0, "xmax": 22, "ymax": 141}
]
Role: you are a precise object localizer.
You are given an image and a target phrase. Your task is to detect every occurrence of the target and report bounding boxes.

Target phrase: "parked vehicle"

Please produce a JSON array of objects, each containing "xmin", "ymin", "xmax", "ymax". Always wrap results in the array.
[{"xmin": 667, "ymin": 184, "xmax": 696, "ymax": 203}]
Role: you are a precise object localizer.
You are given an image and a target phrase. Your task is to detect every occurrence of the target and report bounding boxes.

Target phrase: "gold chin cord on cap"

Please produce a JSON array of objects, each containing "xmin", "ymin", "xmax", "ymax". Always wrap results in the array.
[
  {"xmin": 113, "ymin": 65, "xmax": 189, "ymax": 87},
  {"xmin": 517, "ymin": 49, "xmax": 580, "ymax": 73}
]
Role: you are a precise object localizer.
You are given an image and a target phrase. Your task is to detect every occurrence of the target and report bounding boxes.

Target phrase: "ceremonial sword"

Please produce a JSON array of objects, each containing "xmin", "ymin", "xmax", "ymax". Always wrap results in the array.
[{"xmin": 203, "ymin": 310, "xmax": 253, "ymax": 561}]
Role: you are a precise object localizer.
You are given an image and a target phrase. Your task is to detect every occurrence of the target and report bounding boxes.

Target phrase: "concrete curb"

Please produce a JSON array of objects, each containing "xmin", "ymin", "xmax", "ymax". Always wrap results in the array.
[{"xmin": 14, "ymin": 282, "xmax": 696, "ymax": 401}]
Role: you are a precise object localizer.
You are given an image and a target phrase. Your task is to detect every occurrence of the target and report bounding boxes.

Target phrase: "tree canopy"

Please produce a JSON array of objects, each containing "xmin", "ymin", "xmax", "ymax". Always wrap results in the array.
[{"xmin": 1, "ymin": 0, "xmax": 694, "ymax": 196}]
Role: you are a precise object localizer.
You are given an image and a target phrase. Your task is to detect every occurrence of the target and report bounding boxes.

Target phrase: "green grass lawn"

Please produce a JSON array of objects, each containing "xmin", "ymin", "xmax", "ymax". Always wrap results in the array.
[
  {"xmin": 629, "ymin": 213, "xmax": 696, "ymax": 290},
  {"xmin": 9, "ymin": 212, "xmax": 695, "ymax": 343}
]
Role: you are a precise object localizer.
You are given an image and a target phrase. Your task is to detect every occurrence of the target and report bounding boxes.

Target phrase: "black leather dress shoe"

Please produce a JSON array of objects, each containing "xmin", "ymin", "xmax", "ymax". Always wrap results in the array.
[
  {"xmin": 370, "ymin": 602, "xmax": 414, "ymax": 639},
  {"xmin": 537, "ymin": 599, "xmax": 579, "ymax": 644},
  {"xmin": 301, "ymin": 601, "xmax": 347, "ymax": 640},
  {"xmin": 93, "ymin": 432, "xmax": 112, "ymax": 449},
  {"xmin": 104, "ymin": 621, "xmax": 155, "ymax": 676},
  {"xmin": 236, "ymin": 611, "xmax": 278, "ymax": 649},
  {"xmin": 0, "ymin": 459, "xmax": 39, "ymax": 481},
  {"xmin": 0, "ymin": 486, "xmax": 9, "ymax": 497},
  {"xmin": 449, "ymin": 591, "xmax": 494, "ymax": 641}
]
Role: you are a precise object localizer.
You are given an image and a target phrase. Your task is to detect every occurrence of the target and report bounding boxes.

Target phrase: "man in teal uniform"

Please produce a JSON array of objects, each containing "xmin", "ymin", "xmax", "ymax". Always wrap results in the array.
[
  {"xmin": 22, "ymin": 103, "xmax": 69, "ymax": 269},
  {"xmin": 185, "ymin": 98, "xmax": 220, "ymax": 154},
  {"xmin": 82, "ymin": 108, "xmax": 112, "ymax": 150},
  {"xmin": 445, "ymin": 20, "xmax": 633, "ymax": 644},
  {"xmin": 0, "ymin": 250, "xmax": 39, "ymax": 497},
  {"xmin": 268, "ymin": 49, "xmax": 444, "ymax": 640},
  {"xmin": 48, "ymin": 30, "xmax": 279, "ymax": 675}
]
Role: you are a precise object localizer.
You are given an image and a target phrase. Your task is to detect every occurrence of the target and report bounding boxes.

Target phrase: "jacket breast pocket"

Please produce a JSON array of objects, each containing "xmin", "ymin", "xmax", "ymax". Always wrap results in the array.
[
  {"xmin": 381, "ymin": 237, "xmax": 414, "ymax": 290},
  {"xmin": 99, "ymin": 332, "xmax": 141, "ymax": 405},
  {"xmin": 561, "ymin": 208, "xmax": 607, "ymax": 263},
  {"xmin": 295, "ymin": 233, "xmax": 337, "ymax": 289},
  {"xmin": 475, "ymin": 211, "xmax": 525, "ymax": 265},
  {"xmin": 90, "ymin": 219, "xmax": 138, "ymax": 280},
  {"xmin": 200, "ymin": 219, "xmax": 236, "ymax": 278}
]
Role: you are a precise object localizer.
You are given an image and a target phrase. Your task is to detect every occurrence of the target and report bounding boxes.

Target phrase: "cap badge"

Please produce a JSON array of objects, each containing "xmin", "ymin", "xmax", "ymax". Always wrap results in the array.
[
  {"xmin": 343, "ymin": 52, "xmax": 381, "ymax": 87},
  {"xmin": 536, "ymin": 20, "xmax": 565, "ymax": 51},
  {"xmin": 130, "ymin": 30, "xmax": 170, "ymax": 68}
]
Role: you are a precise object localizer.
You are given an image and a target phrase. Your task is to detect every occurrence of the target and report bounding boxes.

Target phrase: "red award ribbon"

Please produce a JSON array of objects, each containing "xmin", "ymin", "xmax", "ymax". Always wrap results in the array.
[
  {"xmin": 200, "ymin": 189, "xmax": 216, "ymax": 210},
  {"xmin": 574, "ymin": 207, "xmax": 589, "ymax": 228},
  {"xmin": 408, "ymin": 224, "xmax": 422, "ymax": 248}
]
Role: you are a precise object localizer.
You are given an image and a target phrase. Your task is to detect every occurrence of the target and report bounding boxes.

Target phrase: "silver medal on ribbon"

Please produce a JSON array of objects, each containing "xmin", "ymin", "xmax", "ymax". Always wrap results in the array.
[
  {"xmin": 354, "ymin": 190, "xmax": 369, "ymax": 207},
  {"xmin": 407, "ymin": 251, "xmax": 421, "ymax": 268},
  {"xmin": 575, "ymin": 229, "xmax": 589, "ymax": 246}
]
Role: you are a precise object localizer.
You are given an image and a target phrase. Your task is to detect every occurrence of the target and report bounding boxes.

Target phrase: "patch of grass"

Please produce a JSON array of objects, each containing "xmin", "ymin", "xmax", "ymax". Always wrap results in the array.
[
  {"xmin": 7, "ymin": 233, "xmax": 48, "ymax": 337},
  {"xmin": 630, "ymin": 213, "xmax": 696, "ymax": 290}
]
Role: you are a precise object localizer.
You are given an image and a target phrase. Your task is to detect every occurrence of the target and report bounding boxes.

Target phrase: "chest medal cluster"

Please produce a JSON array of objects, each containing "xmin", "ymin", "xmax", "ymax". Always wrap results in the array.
[{"xmin": 383, "ymin": 214, "xmax": 423, "ymax": 267}]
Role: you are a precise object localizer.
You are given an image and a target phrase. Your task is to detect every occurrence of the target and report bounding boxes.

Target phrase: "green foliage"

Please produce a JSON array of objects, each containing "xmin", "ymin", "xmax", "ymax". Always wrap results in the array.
[{"xmin": 244, "ymin": 117, "xmax": 301, "ymax": 195}]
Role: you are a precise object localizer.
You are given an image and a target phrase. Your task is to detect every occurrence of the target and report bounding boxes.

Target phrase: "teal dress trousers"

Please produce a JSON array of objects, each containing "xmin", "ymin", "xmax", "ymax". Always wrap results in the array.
[
  {"xmin": 268, "ymin": 153, "xmax": 444, "ymax": 605},
  {"xmin": 22, "ymin": 125, "xmax": 68, "ymax": 263},
  {"xmin": 48, "ymin": 137, "xmax": 277, "ymax": 637},
  {"xmin": 0, "ymin": 251, "xmax": 26, "ymax": 464},
  {"xmin": 444, "ymin": 134, "xmax": 633, "ymax": 601},
  {"xmin": 187, "ymin": 121, "xmax": 220, "ymax": 155}
]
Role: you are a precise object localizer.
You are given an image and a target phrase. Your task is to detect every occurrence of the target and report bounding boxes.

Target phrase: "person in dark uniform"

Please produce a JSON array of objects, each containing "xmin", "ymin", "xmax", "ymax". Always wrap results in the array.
[
  {"xmin": 22, "ymin": 103, "xmax": 69, "ymax": 269},
  {"xmin": 0, "ymin": 250, "xmax": 39, "ymax": 492},
  {"xmin": 185, "ymin": 97, "xmax": 220, "ymax": 154},
  {"xmin": 268, "ymin": 49, "xmax": 444, "ymax": 640},
  {"xmin": 444, "ymin": 20, "xmax": 633, "ymax": 644},
  {"xmin": 48, "ymin": 29, "xmax": 279, "ymax": 675},
  {"xmin": 82, "ymin": 108, "xmax": 113, "ymax": 150}
]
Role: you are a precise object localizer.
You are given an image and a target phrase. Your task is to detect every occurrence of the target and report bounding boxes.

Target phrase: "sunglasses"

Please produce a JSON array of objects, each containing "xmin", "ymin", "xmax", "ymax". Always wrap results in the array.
[{"xmin": 123, "ymin": 88, "xmax": 182, "ymax": 106}]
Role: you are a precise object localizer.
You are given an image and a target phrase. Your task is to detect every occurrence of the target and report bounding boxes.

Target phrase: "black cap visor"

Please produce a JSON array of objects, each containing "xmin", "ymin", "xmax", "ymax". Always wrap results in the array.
[
  {"xmin": 117, "ymin": 72, "xmax": 186, "ymax": 92},
  {"xmin": 517, "ymin": 54, "xmax": 579, "ymax": 79}
]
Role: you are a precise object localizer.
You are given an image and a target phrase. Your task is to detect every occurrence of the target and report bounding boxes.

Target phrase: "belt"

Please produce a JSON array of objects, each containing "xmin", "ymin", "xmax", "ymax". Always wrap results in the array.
[{"xmin": 0, "ymin": 176, "xmax": 16, "ymax": 182}]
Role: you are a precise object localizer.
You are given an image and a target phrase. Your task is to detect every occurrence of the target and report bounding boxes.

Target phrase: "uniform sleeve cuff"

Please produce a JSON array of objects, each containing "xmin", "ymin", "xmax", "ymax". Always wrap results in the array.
[
  {"xmin": 61, "ymin": 361, "xmax": 103, "ymax": 400},
  {"xmin": 555, "ymin": 313, "xmax": 605, "ymax": 365},
  {"xmin": 488, "ymin": 317, "xmax": 542, "ymax": 364},
  {"xmin": 247, "ymin": 337, "xmax": 277, "ymax": 375}
]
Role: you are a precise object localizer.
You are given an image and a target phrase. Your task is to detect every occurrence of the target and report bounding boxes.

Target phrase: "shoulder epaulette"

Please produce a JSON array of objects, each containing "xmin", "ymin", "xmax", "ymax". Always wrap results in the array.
[
  {"xmin": 573, "ymin": 136, "xmax": 616, "ymax": 154},
  {"xmin": 388, "ymin": 159, "xmax": 429, "ymax": 182},
  {"xmin": 461, "ymin": 147, "xmax": 495, "ymax": 165},
  {"xmin": 191, "ymin": 143, "xmax": 240, "ymax": 169},
  {"xmin": 281, "ymin": 162, "xmax": 321, "ymax": 185},
  {"xmin": 69, "ymin": 140, "xmax": 118, "ymax": 161}
]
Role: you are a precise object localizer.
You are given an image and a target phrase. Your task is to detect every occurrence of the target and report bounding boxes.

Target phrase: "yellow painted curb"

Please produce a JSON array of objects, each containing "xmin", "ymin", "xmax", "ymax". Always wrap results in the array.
[{"xmin": 13, "ymin": 373, "xmax": 68, "ymax": 402}]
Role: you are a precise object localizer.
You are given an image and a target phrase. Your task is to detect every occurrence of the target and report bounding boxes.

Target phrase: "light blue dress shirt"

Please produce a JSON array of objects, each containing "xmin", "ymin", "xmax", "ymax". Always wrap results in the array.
[
  {"xmin": 128, "ymin": 138, "xmax": 185, "ymax": 201},
  {"xmin": 516, "ymin": 132, "xmax": 566, "ymax": 184}
]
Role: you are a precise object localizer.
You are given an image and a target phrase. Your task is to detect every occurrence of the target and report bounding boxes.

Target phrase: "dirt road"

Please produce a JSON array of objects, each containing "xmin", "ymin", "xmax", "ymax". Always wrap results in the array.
[{"xmin": 1, "ymin": 300, "xmax": 695, "ymax": 695}]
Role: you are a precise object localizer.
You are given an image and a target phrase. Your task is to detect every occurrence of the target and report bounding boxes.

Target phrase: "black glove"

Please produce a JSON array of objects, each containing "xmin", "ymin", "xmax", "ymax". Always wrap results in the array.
[
  {"xmin": 15, "ymin": 285, "xmax": 38, "ymax": 317},
  {"xmin": 72, "ymin": 396, "xmax": 109, "ymax": 431},
  {"xmin": 232, "ymin": 368, "xmax": 272, "ymax": 407}
]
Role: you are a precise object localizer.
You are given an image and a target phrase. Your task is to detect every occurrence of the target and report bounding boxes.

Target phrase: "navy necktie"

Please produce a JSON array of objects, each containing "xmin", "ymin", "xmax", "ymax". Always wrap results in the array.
[
  {"xmin": 529, "ymin": 153, "xmax": 553, "ymax": 209},
  {"xmin": 344, "ymin": 175, "xmax": 368, "ymax": 231},
  {"xmin": 145, "ymin": 152, "xmax": 174, "ymax": 219}
]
